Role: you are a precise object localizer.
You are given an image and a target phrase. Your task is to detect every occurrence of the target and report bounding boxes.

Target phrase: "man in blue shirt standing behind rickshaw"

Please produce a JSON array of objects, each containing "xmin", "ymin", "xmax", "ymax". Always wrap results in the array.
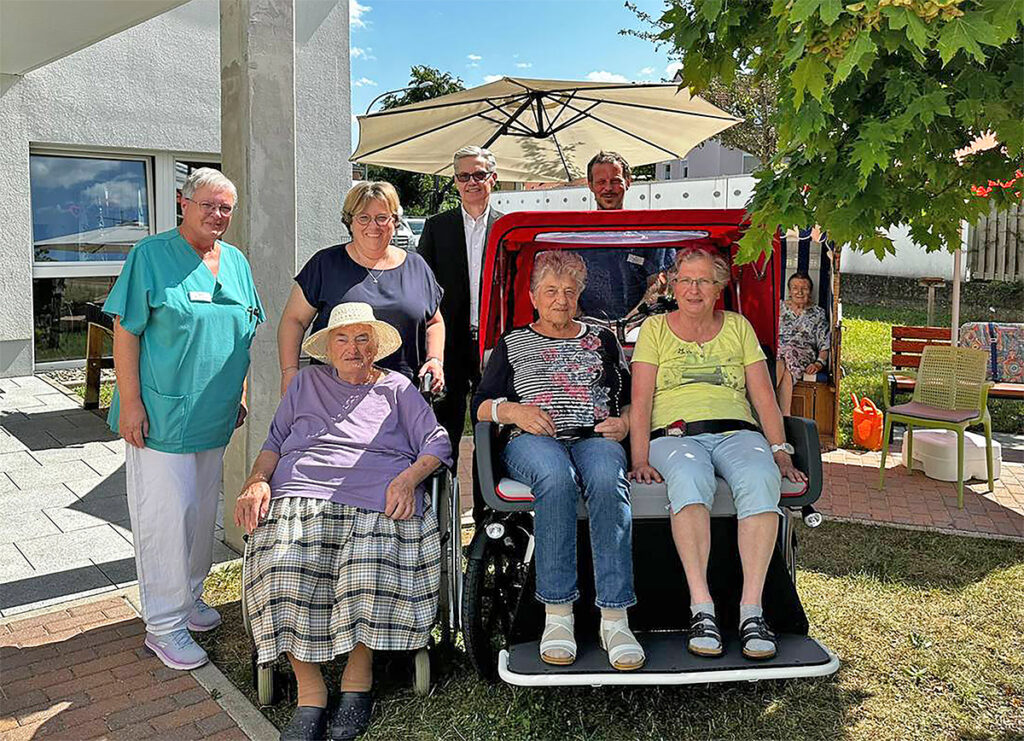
[{"xmin": 577, "ymin": 151, "xmax": 675, "ymax": 320}]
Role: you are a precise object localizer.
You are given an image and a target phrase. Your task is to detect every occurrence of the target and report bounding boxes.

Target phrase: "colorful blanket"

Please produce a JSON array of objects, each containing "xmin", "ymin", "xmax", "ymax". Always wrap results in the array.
[{"xmin": 959, "ymin": 322, "xmax": 1024, "ymax": 383}]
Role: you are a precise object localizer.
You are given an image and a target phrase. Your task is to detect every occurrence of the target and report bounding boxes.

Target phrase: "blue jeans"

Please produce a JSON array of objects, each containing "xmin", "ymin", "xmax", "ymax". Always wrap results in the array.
[{"xmin": 502, "ymin": 434, "xmax": 636, "ymax": 609}]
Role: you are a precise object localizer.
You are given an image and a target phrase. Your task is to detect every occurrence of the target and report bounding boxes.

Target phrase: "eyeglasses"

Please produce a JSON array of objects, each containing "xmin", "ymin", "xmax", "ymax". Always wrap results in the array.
[
  {"xmin": 454, "ymin": 170, "xmax": 493, "ymax": 183},
  {"xmin": 354, "ymin": 213, "xmax": 396, "ymax": 226},
  {"xmin": 185, "ymin": 198, "xmax": 234, "ymax": 216},
  {"xmin": 671, "ymin": 277, "xmax": 721, "ymax": 290}
]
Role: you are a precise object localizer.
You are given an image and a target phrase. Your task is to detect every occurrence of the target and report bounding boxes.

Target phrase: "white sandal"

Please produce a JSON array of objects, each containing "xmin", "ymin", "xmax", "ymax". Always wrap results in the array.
[
  {"xmin": 539, "ymin": 612, "xmax": 576, "ymax": 666},
  {"xmin": 600, "ymin": 618, "xmax": 645, "ymax": 671}
]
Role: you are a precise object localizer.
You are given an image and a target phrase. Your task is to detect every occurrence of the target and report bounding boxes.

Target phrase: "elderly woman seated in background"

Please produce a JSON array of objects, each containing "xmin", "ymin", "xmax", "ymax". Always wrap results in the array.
[
  {"xmin": 629, "ymin": 247, "xmax": 806, "ymax": 661},
  {"xmin": 473, "ymin": 250, "xmax": 644, "ymax": 671},
  {"xmin": 235, "ymin": 303, "xmax": 451, "ymax": 741},
  {"xmin": 776, "ymin": 271, "xmax": 830, "ymax": 415}
]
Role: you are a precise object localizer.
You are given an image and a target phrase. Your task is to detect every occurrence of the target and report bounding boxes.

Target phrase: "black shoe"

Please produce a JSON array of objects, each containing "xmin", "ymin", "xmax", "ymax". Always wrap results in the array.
[
  {"xmin": 687, "ymin": 611, "xmax": 724, "ymax": 658},
  {"xmin": 739, "ymin": 615, "xmax": 778, "ymax": 660},
  {"xmin": 329, "ymin": 691, "xmax": 374, "ymax": 740},
  {"xmin": 280, "ymin": 706, "xmax": 328, "ymax": 741}
]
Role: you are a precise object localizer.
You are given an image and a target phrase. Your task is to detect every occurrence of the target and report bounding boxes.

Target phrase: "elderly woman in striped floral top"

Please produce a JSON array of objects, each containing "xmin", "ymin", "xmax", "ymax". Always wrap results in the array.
[{"xmin": 473, "ymin": 250, "xmax": 644, "ymax": 672}]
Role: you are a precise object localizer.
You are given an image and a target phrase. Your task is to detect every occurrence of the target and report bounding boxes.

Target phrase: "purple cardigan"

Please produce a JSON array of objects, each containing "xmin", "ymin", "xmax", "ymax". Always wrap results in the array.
[{"xmin": 262, "ymin": 365, "xmax": 452, "ymax": 516}]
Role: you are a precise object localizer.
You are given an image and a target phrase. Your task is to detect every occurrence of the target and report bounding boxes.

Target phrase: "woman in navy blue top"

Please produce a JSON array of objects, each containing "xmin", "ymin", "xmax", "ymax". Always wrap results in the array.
[{"xmin": 277, "ymin": 182, "xmax": 445, "ymax": 396}]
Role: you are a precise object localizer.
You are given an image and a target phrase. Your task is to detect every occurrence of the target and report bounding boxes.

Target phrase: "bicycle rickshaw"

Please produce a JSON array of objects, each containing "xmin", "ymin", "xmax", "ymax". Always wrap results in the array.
[
  {"xmin": 462, "ymin": 208, "xmax": 840, "ymax": 686},
  {"xmin": 240, "ymin": 372, "xmax": 463, "ymax": 704}
]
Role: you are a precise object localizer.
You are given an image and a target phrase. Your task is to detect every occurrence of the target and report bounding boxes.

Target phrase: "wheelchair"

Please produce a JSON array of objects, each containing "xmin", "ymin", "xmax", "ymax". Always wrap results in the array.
[
  {"xmin": 460, "ymin": 208, "xmax": 839, "ymax": 686},
  {"xmin": 239, "ymin": 373, "xmax": 463, "ymax": 704}
]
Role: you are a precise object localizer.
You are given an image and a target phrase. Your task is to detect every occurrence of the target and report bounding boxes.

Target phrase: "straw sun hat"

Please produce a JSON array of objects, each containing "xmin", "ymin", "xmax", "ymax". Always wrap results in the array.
[{"xmin": 302, "ymin": 302, "xmax": 402, "ymax": 363}]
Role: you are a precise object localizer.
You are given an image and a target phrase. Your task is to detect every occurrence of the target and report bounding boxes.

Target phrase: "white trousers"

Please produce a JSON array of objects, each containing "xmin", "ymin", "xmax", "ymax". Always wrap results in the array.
[{"xmin": 125, "ymin": 445, "xmax": 225, "ymax": 635}]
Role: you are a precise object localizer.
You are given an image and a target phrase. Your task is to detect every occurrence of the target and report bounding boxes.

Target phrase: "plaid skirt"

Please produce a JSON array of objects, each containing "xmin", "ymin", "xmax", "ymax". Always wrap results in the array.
[{"xmin": 245, "ymin": 497, "xmax": 440, "ymax": 664}]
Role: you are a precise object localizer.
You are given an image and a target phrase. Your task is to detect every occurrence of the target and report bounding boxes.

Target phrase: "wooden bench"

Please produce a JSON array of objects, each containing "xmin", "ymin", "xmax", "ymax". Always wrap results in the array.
[
  {"xmin": 888, "ymin": 325, "xmax": 1024, "ymax": 407},
  {"xmin": 83, "ymin": 302, "xmax": 114, "ymax": 410}
]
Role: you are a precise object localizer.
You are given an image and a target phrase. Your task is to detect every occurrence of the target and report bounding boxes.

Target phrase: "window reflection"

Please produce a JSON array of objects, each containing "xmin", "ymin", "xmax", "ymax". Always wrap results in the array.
[
  {"xmin": 33, "ymin": 277, "xmax": 116, "ymax": 362},
  {"xmin": 30, "ymin": 155, "xmax": 151, "ymax": 263}
]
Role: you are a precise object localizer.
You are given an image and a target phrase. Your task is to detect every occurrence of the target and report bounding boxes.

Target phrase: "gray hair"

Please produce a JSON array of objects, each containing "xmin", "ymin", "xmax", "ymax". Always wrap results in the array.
[
  {"xmin": 453, "ymin": 145, "xmax": 496, "ymax": 173},
  {"xmin": 530, "ymin": 250, "xmax": 587, "ymax": 294},
  {"xmin": 181, "ymin": 167, "xmax": 237, "ymax": 203},
  {"xmin": 670, "ymin": 246, "xmax": 731, "ymax": 285}
]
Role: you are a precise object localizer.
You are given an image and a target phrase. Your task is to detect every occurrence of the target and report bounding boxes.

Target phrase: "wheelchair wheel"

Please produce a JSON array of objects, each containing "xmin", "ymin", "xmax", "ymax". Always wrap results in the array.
[
  {"xmin": 461, "ymin": 526, "xmax": 530, "ymax": 681},
  {"xmin": 251, "ymin": 651, "xmax": 279, "ymax": 706},
  {"xmin": 413, "ymin": 647, "xmax": 431, "ymax": 697}
]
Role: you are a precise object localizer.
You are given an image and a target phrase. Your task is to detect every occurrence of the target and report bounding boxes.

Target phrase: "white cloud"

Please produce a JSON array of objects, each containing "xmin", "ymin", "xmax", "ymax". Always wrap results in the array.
[
  {"xmin": 353, "ymin": 77, "xmax": 377, "ymax": 87},
  {"xmin": 350, "ymin": 46, "xmax": 376, "ymax": 60},
  {"xmin": 483, "ymin": 74, "xmax": 503, "ymax": 83},
  {"xmin": 350, "ymin": 0, "xmax": 371, "ymax": 29},
  {"xmin": 467, "ymin": 54, "xmax": 482, "ymax": 61},
  {"xmin": 639, "ymin": 67, "xmax": 655, "ymax": 76},
  {"xmin": 515, "ymin": 62, "xmax": 532, "ymax": 69},
  {"xmin": 665, "ymin": 61, "xmax": 683, "ymax": 79},
  {"xmin": 586, "ymin": 70, "xmax": 628, "ymax": 83}
]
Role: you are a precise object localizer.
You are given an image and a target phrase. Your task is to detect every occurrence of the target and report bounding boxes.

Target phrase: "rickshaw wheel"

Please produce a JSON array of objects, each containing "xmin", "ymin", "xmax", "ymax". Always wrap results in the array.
[
  {"xmin": 413, "ymin": 647, "xmax": 431, "ymax": 696},
  {"xmin": 461, "ymin": 527, "xmax": 529, "ymax": 681}
]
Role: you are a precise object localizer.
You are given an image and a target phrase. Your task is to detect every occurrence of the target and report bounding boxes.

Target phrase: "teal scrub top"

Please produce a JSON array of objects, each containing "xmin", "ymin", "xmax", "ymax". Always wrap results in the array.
[{"xmin": 104, "ymin": 228, "xmax": 265, "ymax": 454}]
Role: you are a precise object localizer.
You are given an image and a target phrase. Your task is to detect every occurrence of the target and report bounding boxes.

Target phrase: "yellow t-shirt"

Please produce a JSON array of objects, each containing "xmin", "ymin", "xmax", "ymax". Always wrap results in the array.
[{"xmin": 632, "ymin": 311, "xmax": 766, "ymax": 429}]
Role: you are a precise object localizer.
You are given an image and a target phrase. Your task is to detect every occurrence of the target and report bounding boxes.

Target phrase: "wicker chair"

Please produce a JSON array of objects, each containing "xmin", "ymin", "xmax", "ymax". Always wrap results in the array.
[{"xmin": 878, "ymin": 345, "xmax": 994, "ymax": 508}]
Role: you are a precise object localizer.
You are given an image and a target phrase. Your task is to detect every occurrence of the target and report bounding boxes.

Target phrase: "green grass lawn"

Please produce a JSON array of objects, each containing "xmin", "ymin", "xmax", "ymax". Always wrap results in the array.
[
  {"xmin": 198, "ymin": 521, "xmax": 1024, "ymax": 740},
  {"xmin": 838, "ymin": 304, "xmax": 1024, "ymax": 448}
]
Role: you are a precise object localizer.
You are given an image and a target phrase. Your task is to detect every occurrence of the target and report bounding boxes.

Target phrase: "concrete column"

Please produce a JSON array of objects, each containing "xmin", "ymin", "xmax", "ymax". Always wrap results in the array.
[{"xmin": 219, "ymin": 0, "xmax": 349, "ymax": 552}]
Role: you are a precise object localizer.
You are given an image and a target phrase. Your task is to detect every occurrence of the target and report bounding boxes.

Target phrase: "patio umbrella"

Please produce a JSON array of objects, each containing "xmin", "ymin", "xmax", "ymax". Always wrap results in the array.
[{"xmin": 350, "ymin": 77, "xmax": 742, "ymax": 183}]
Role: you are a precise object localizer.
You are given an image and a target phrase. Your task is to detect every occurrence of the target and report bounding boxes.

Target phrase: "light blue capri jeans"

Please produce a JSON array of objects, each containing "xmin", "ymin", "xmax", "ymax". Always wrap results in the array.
[{"xmin": 649, "ymin": 430, "xmax": 783, "ymax": 519}]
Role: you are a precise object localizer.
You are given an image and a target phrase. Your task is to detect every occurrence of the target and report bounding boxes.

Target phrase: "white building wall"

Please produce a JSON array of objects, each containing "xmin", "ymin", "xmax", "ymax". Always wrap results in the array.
[
  {"xmin": 492, "ymin": 175, "xmax": 965, "ymax": 280},
  {"xmin": 0, "ymin": 0, "xmax": 350, "ymax": 376}
]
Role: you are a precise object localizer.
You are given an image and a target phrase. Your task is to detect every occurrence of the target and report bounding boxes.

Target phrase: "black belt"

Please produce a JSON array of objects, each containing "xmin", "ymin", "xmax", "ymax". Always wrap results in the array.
[{"xmin": 650, "ymin": 419, "xmax": 758, "ymax": 440}]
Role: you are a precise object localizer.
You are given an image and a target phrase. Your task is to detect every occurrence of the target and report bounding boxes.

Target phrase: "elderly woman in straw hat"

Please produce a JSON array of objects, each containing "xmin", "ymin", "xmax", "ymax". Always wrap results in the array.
[{"xmin": 235, "ymin": 302, "xmax": 451, "ymax": 741}]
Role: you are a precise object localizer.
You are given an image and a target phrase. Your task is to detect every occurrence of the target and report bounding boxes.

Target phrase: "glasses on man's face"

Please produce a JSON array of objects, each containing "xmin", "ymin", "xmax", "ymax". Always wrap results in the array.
[
  {"xmin": 454, "ymin": 170, "xmax": 493, "ymax": 183},
  {"xmin": 671, "ymin": 277, "xmax": 720, "ymax": 290},
  {"xmin": 186, "ymin": 198, "xmax": 234, "ymax": 216},
  {"xmin": 354, "ymin": 213, "xmax": 396, "ymax": 226}
]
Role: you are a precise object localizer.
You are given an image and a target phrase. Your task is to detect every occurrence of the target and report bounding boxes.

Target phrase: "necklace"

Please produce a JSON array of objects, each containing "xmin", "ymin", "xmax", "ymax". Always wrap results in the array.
[{"xmin": 366, "ymin": 267, "xmax": 385, "ymax": 283}]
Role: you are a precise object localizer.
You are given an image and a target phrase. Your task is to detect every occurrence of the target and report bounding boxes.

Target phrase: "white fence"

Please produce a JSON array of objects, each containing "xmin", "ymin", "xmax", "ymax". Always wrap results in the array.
[{"xmin": 492, "ymin": 175, "xmax": 968, "ymax": 280}]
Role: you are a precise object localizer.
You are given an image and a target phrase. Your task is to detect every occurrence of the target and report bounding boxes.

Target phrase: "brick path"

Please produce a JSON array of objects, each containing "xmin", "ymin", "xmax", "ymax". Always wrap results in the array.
[
  {"xmin": 818, "ymin": 448, "xmax": 1024, "ymax": 539},
  {"xmin": 0, "ymin": 597, "xmax": 248, "ymax": 741}
]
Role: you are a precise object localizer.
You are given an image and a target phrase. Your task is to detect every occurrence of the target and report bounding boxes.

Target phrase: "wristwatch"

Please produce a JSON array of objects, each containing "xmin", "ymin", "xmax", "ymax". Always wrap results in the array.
[
  {"xmin": 770, "ymin": 442, "xmax": 795, "ymax": 455},
  {"xmin": 491, "ymin": 397, "xmax": 508, "ymax": 423}
]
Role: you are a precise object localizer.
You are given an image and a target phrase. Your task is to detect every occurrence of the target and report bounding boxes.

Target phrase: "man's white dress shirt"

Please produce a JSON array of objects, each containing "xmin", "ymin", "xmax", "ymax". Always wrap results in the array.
[{"xmin": 462, "ymin": 205, "xmax": 490, "ymax": 327}]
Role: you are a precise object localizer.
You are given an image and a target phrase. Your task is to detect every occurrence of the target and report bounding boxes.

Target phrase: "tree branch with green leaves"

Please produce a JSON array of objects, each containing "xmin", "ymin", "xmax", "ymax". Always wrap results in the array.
[{"xmin": 631, "ymin": 0, "xmax": 1022, "ymax": 263}]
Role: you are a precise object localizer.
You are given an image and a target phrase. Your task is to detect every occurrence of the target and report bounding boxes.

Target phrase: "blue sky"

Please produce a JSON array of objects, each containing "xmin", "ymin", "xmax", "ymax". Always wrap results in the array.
[{"xmin": 348, "ymin": 0, "xmax": 678, "ymax": 149}]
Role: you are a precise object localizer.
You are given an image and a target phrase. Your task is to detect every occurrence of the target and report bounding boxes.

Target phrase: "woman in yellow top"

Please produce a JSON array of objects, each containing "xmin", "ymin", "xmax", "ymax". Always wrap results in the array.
[{"xmin": 629, "ymin": 246, "xmax": 805, "ymax": 661}]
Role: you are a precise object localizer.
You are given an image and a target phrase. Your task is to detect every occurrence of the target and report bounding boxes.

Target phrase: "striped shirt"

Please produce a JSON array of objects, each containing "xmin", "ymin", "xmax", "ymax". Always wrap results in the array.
[{"xmin": 473, "ymin": 323, "xmax": 630, "ymax": 439}]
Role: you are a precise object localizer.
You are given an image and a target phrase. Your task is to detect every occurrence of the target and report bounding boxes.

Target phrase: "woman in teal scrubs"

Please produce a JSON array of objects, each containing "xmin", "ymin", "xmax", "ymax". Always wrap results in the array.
[{"xmin": 105, "ymin": 167, "xmax": 263, "ymax": 671}]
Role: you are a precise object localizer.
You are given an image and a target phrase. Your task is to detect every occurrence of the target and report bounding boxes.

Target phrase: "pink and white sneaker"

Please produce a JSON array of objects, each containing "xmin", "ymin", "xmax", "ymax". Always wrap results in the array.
[
  {"xmin": 144, "ymin": 629, "xmax": 209, "ymax": 670},
  {"xmin": 187, "ymin": 598, "xmax": 222, "ymax": 632}
]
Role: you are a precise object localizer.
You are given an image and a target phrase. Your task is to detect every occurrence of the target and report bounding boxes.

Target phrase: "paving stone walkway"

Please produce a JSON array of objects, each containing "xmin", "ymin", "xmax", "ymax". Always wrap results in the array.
[
  {"xmin": 0, "ymin": 596, "xmax": 249, "ymax": 740},
  {"xmin": 0, "ymin": 376, "xmax": 236, "ymax": 618}
]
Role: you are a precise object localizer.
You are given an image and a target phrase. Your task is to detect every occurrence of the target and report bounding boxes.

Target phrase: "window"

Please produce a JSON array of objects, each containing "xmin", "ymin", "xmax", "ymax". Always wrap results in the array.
[
  {"xmin": 30, "ymin": 154, "xmax": 152, "ymax": 264},
  {"xmin": 663, "ymin": 164, "xmax": 672, "ymax": 180},
  {"xmin": 175, "ymin": 159, "xmax": 221, "ymax": 224},
  {"xmin": 742, "ymin": 153, "xmax": 760, "ymax": 174},
  {"xmin": 33, "ymin": 276, "xmax": 117, "ymax": 363}
]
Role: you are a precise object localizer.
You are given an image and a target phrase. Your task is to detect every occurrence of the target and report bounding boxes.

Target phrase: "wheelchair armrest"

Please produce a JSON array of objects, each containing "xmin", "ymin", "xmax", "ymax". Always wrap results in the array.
[
  {"xmin": 783, "ymin": 415, "xmax": 823, "ymax": 508},
  {"xmin": 473, "ymin": 421, "xmax": 533, "ymax": 512}
]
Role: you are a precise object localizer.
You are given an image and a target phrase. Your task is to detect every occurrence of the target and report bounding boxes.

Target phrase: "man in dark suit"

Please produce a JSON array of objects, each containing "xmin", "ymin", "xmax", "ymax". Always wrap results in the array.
[{"xmin": 417, "ymin": 147, "xmax": 503, "ymax": 509}]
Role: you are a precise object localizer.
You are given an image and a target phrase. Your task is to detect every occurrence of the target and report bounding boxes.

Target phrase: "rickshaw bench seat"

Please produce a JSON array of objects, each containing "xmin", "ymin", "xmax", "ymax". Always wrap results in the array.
[{"xmin": 476, "ymin": 416, "xmax": 823, "ymax": 516}]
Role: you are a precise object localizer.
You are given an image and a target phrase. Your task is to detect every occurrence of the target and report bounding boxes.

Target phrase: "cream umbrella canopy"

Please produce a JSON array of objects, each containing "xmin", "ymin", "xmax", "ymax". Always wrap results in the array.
[{"xmin": 350, "ymin": 77, "xmax": 742, "ymax": 183}]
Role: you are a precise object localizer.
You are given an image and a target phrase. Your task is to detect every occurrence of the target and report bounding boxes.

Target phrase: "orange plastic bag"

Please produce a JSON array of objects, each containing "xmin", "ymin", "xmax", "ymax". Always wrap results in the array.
[{"xmin": 851, "ymin": 394, "xmax": 883, "ymax": 451}]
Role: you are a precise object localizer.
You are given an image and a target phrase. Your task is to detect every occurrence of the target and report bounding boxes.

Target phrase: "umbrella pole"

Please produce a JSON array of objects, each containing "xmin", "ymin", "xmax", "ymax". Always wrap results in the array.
[{"xmin": 951, "ymin": 239, "xmax": 962, "ymax": 346}]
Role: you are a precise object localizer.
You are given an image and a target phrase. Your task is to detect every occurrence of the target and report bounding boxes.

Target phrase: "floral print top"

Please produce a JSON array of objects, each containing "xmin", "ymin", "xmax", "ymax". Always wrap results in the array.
[{"xmin": 473, "ymin": 323, "xmax": 630, "ymax": 440}]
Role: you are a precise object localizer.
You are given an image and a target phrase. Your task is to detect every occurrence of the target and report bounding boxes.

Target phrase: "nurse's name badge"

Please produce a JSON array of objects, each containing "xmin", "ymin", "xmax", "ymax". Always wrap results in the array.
[
  {"xmin": 626, "ymin": 253, "xmax": 645, "ymax": 266},
  {"xmin": 188, "ymin": 291, "xmax": 213, "ymax": 303}
]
